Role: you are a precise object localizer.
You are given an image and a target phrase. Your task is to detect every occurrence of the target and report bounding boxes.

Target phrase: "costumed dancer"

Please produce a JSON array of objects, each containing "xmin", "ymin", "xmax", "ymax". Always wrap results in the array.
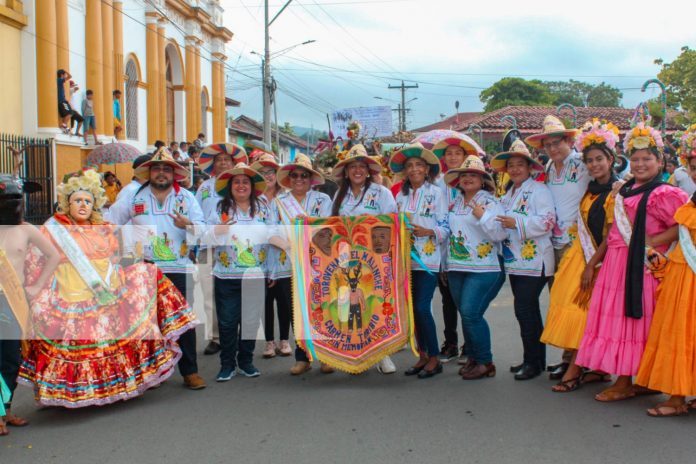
[
  {"xmin": 331, "ymin": 144, "xmax": 398, "ymax": 374},
  {"xmin": 525, "ymin": 115, "xmax": 588, "ymax": 380},
  {"xmin": 206, "ymin": 163, "xmax": 271, "ymax": 381},
  {"xmin": 575, "ymin": 123, "xmax": 689, "ymax": 402},
  {"xmin": 391, "ymin": 143, "xmax": 449, "ymax": 379},
  {"xmin": 107, "ymin": 150, "xmax": 207, "ymax": 390},
  {"xmin": 195, "ymin": 143, "xmax": 248, "ymax": 356},
  {"xmin": 635, "ymin": 160, "xmax": 696, "ymax": 416},
  {"xmin": 431, "ymin": 135, "xmax": 484, "ymax": 364},
  {"xmin": 540, "ymin": 119, "xmax": 620, "ymax": 392},
  {"xmin": 444, "ymin": 155, "xmax": 506, "ymax": 380},
  {"xmin": 251, "ymin": 153, "xmax": 292, "ymax": 358},
  {"xmin": 19, "ymin": 169, "xmax": 197, "ymax": 407},
  {"xmin": 491, "ymin": 140, "xmax": 556, "ymax": 381},
  {"xmin": 0, "ymin": 173, "xmax": 60, "ymax": 434},
  {"xmin": 268, "ymin": 154, "xmax": 334, "ymax": 375}
]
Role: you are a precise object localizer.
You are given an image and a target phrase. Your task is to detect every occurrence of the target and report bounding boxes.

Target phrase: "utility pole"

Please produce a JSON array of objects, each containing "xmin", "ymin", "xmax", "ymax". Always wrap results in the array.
[
  {"xmin": 263, "ymin": 0, "xmax": 272, "ymax": 145},
  {"xmin": 388, "ymin": 80, "xmax": 418, "ymax": 131}
]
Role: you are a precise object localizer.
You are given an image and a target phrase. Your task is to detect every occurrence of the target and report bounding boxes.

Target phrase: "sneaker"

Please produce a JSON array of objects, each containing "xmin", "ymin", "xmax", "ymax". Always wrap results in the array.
[
  {"xmin": 457, "ymin": 344, "xmax": 470, "ymax": 365},
  {"xmin": 376, "ymin": 356, "xmax": 396, "ymax": 374},
  {"xmin": 204, "ymin": 341, "xmax": 221, "ymax": 355},
  {"xmin": 263, "ymin": 341, "xmax": 277, "ymax": 358},
  {"xmin": 290, "ymin": 361, "xmax": 311, "ymax": 375},
  {"xmin": 216, "ymin": 367, "xmax": 236, "ymax": 382},
  {"xmin": 438, "ymin": 343, "xmax": 458, "ymax": 363},
  {"xmin": 183, "ymin": 373, "xmax": 207, "ymax": 390},
  {"xmin": 278, "ymin": 340, "xmax": 292, "ymax": 356},
  {"xmin": 237, "ymin": 365, "xmax": 261, "ymax": 378}
]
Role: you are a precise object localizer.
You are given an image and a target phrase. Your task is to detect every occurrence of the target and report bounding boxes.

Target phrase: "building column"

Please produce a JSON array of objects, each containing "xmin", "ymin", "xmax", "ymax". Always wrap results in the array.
[
  {"xmin": 212, "ymin": 53, "xmax": 227, "ymax": 142},
  {"xmin": 157, "ymin": 19, "xmax": 167, "ymax": 142},
  {"xmin": 55, "ymin": 0, "xmax": 70, "ymax": 76},
  {"xmin": 145, "ymin": 13, "xmax": 160, "ymax": 144},
  {"xmin": 85, "ymin": 0, "xmax": 104, "ymax": 134},
  {"xmin": 35, "ymin": 0, "xmax": 57, "ymax": 130},
  {"xmin": 194, "ymin": 41, "xmax": 201, "ymax": 136},
  {"xmin": 185, "ymin": 37, "xmax": 196, "ymax": 142},
  {"xmin": 102, "ymin": 0, "xmax": 114, "ymax": 138},
  {"xmin": 113, "ymin": 1, "xmax": 125, "ymax": 139}
]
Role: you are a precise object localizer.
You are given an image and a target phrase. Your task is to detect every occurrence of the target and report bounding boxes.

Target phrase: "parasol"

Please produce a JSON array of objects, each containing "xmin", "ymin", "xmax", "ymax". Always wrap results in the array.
[{"xmin": 86, "ymin": 143, "xmax": 142, "ymax": 167}]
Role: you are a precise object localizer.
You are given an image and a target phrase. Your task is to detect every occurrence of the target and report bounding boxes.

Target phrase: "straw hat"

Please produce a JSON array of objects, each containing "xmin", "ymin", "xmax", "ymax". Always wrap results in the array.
[
  {"xmin": 491, "ymin": 139, "xmax": 544, "ymax": 173},
  {"xmin": 215, "ymin": 163, "xmax": 267, "ymax": 197},
  {"xmin": 444, "ymin": 155, "xmax": 495, "ymax": 191},
  {"xmin": 432, "ymin": 134, "xmax": 484, "ymax": 159},
  {"xmin": 276, "ymin": 153, "xmax": 325, "ymax": 189},
  {"xmin": 135, "ymin": 148, "xmax": 191, "ymax": 182},
  {"xmin": 250, "ymin": 153, "xmax": 280, "ymax": 172},
  {"xmin": 389, "ymin": 142, "xmax": 441, "ymax": 177},
  {"xmin": 199, "ymin": 143, "xmax": 248, "ymax": 175},
  {"xmin": 244, "ymin": 139, "xmax": 275, "ymax": 162},
  {"xmin": 332, "ymin": 144, "xmax": 382, "ymax": 180},
  {"xmin": 524, "ymin": 115, "xmax": 581, "ymax": 149}
]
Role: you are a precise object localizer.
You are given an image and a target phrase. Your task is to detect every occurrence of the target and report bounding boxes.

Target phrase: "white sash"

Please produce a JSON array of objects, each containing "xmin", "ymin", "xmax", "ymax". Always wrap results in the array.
[
  {"xmin": 576, "ymin": 209, "xmax": 597, "ymax": 264},
  {"xmin": 613, "ymin": 194, "xmax": 633, "ymax": 247},
  {"xmin": 679, "ymin": 225, "xmax": 696, "ymax": 274},
  {"xmin": 275, "ymin": 194, "xmax": 307, "ymax": 224},
  {"xmin": 45, "ymin": 218, "xmax": 117, "ymax": 305}
]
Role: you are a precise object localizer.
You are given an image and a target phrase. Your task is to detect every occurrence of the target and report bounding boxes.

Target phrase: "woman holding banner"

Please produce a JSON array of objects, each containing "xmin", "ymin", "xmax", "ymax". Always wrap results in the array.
[
  {"xmin": 332, "ymin": 144, "xmax": 398, "ymax": 374},
  {"xmin": 391, "ymin": 143, "xmax": 449, "ymax": 379},
  {"xmin": 269, "ymin": 154, "xmax": 334, "ymax": 376}
]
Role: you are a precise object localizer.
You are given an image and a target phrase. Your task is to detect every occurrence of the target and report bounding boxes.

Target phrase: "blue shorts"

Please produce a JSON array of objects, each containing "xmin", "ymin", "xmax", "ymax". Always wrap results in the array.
[{"xmin": 84, "ymin": 116, "xmax": 96, "ymax": 130}]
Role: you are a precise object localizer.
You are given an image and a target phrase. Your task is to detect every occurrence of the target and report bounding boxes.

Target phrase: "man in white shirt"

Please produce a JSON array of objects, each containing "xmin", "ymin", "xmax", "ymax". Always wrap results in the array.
[{"xmin": 672, "ymin": 165, "xmax": 696, "ymax": 195}]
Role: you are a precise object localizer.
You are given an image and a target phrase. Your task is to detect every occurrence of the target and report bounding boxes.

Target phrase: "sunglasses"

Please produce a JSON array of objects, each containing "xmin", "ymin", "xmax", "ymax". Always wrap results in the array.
[{"xmin": 289, "ymin": 171, "xmax": 311, "ymax": 179}]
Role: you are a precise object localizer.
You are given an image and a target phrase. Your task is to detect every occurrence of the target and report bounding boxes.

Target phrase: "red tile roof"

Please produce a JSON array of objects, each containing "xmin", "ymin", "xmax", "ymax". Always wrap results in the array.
[
  {"xmin": 454, "ymin": 106, "xmax": 683, "ymax": 135},
  {"xmin": 412, "ymin": 113, "xmax": 481, "ymax": 133}
]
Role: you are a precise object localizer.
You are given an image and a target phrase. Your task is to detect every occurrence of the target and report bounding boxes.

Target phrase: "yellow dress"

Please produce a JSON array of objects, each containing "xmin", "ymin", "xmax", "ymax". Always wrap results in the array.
[
  {"xmin": 540, "ymin": 192, "xmax": 614, "ymax": 350},
  {"xmin": 636, "ymin": 202, "xmax": 696, "ymax": 395}
]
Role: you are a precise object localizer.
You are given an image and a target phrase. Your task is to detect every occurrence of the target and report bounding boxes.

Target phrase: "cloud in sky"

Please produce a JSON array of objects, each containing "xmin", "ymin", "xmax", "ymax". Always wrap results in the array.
[{"xmin": 222, "ymin": 0, "xmax": 696, "ymax": 131}]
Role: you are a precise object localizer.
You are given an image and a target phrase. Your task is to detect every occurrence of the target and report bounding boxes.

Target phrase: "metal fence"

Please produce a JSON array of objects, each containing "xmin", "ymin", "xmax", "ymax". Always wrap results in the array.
[{"xmin": 0, "ymin": 133, "xmax": 54, "ymax": 225}]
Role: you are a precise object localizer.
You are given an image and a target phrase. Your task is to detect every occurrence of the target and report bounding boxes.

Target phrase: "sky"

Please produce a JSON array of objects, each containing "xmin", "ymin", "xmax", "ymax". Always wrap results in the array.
[{"xmin": 220, "ymin": 0, "xmax": 696, "ymax": 134}]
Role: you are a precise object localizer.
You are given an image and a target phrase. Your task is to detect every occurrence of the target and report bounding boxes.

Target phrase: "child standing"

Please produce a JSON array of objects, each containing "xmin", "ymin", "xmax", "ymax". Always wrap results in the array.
[{"xmin": 81, "ymin": 89, "xmax": 99, "ymax": 145}]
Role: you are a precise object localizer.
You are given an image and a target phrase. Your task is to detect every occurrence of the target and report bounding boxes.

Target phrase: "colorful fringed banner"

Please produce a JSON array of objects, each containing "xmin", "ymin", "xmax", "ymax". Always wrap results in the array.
[{"xmin": 291, "ymin": 213, "xmax": 414, "ymax": 373}]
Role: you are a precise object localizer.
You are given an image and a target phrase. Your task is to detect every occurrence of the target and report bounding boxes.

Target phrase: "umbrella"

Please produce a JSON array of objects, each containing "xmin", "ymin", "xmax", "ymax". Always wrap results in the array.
[{"xmin": 86, "ymin": 143, "xmax": 142, "ymax": 166}]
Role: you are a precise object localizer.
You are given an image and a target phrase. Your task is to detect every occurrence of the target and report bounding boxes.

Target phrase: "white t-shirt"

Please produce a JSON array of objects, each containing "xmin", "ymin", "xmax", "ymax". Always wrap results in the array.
[{"xmin": 673, "ymin": 167, "xmax": 696, "ymax": 195}]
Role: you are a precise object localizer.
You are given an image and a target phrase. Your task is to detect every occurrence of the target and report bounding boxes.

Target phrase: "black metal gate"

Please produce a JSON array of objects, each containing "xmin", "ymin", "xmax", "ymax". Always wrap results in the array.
[{"xmin": 0, "ymin": 133, "xmax": 54, "ymax": 225}]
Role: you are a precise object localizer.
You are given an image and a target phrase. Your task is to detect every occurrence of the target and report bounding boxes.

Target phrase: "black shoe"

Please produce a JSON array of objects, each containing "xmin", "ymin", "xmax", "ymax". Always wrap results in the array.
[
  {"xmin": 405, "ymin": 365, "xmax": 425, "ymax": 376},
  {"xmin": 548, "ymin": 362, "xmax": 569, "ymax": 380},
  {"xmin": 418, "ymin": 362, "xmax": 443, "ymax": 379},
  {"xmin": 438, "ymin": 343, "xmax": 459, "ymax": 363},
  {"xmin": 509, "ymin": 362, "xmax": 524, "ymax": 373},
  {"xmin": 514, "ymin": 363, "xmax": 542, "ymax": 381},
  {"xmin": 204, "ymin": 341, "xmax": 221, "ymax": 355}
]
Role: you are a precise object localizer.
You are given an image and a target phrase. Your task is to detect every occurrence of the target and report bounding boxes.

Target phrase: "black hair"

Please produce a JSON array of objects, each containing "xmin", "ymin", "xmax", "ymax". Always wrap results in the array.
[
  {"xmin": 331, "ymin": 175, "xmax": 373, "ymax": 216},
  {"xmin": 154, "ymin": 140, "xmax": 165, "ymax": 149},
  {"xmin": 57, "ymin": 69, "xmax": 65, "ymax": 78},
  {"xmin": 217, "ymin": 175, "xmax": 259, "ymax": 219},
  {"xmin": 170, "ymin": 141, "xmax": 178, "ymax": 147},
  {"xmin": 581, "ymin": 144, "xmax": 615, "ymax": 166},
  {"xmin": 667, "ymin": 158, "xmax": 680, "ymax": 168},
  {"xmin": 113, "ymin": 89, "xmax": 121, "ymax": 96},
  {"xmin": 188, "ymin": 145, "xmax": 199, "ymax": 156},
  {"xmin": 86, "ymin": 89, "xmax": 93, "ymax": 96},
  {"xmin": 0, "ymin": 196, "xmax": 24, "ymax": 225},
  {"xmin": 198, "ymin": 133, "xmax": 205, "ymax": 138}
]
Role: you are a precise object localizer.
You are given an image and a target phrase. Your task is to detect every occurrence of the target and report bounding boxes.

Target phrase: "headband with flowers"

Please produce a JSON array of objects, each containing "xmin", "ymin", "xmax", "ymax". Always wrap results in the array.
[
  {"xmin": 623, "ymin": 122, "xmax": 664, "ymax": 154},
  {"xmin": 574, "ymin": 118, "xmax": 620, "ymax": 153}
]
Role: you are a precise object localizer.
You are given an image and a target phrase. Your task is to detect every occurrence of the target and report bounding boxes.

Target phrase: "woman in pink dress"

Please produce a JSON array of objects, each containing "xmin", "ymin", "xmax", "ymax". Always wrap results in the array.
[{"xmin": 576, "ymin": 124, "xmax": 689, "ymax": 402}]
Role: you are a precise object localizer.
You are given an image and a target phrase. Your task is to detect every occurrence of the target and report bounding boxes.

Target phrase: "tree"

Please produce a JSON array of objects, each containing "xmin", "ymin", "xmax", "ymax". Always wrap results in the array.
[
  {"xmin": 479, "ymin": 78, "xmax": 553, "ymax": 112},
  {"xmin": 279, "ymin": 122, "xmax": 296, "ymax": 136},
  {"xmin": 541, "ymin": 80, "xmax": 622, "ymax": 107},
  {"xmin": 586, "ymin": 83, "xmax": 623, "ymax": 107},
  {"xmin": 655, "ymin": 46, "xmax": 696, "ymax": 117}
]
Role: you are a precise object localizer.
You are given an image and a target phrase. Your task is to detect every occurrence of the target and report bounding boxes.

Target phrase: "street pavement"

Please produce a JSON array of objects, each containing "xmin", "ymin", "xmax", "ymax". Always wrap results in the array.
[{"xmin": 3, "ymin": 282, "xmax": 694, "ymax": 464}]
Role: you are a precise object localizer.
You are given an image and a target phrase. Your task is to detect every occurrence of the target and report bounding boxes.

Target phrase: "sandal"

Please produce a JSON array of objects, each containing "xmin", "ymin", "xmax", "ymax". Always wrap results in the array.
[
  {"xmin": 687, "ymin": 399, "xmax": 696, "ymax": 410},
  {"xmin": 580, "ymin": 370, "xmax": 611, "ymax": 384},
  {"xmin": 595, "ymin": 386, "xmax": 636, "ymax": 402},
  {"xmin": 551, "ymin": 376, "xmax": 582, "ymax": 393},
  {"xmin": 646, "ymin": 403, "xmax": 689, "ymax": 418},
  {"xmin": 632, "ymin": 385, "xmax": 661, "ymax": 397},
  {"xmin": 3, "ymin": 413, "xmax": 29, "ymax": 427}
]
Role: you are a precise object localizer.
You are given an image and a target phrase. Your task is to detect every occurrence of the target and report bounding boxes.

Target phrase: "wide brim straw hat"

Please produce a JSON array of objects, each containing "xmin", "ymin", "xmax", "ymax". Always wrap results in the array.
[
  {"xmin": 333, "ymin": 144, "xmax": 382, "ymax": 180},
  {"xmin": 432, "ymin": 134, "xmax": 485, "ymax": 160},
  {"xmin": 215, "ymin": 163, "xmax": 267, "ymax": 197},
  {"xmin": 250, "ymin": 153, "xmax": 280, "ymax": 171},
  {"xmin": 199, "ymin": 143, "xmax": 248, "ymax": 175},
  {"xmin": 444, "ymin": 155, "xmax": 495, "ymax": 191},
  {"xmin": 276, "ymin": 153, "xmax": 325, "ymax": 189},
  {"xmin": 244, "ymin": 139, "xmax": 275, "ymax": 162},
  {"xmin": 135, "ymin": 148, "xmax": 191, "ymax": 182},
  {"xmin": 389, "ymin": 142, "xmax": 441, "ymax": 177},
  {"xmin": 525, "ymin": 115, "xmax": 581, "ymax": 149},
  {"xmin": 491, "ymin": 139, "xmax": 544, "ymax": 173}
]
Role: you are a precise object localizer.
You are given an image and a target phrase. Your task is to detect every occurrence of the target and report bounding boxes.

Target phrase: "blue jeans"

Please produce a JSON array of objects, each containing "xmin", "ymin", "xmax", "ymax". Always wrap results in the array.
[
  {"xmin": 448, "ymin": 268, "xmax": 505, "ymax": 364},
  {"xmin": 412, "ymin": 271, "xmax": 439, "ymax": 356},
  {"xmin": 214, "ymin": 278, "xmax": 261, "ymax": 369}
]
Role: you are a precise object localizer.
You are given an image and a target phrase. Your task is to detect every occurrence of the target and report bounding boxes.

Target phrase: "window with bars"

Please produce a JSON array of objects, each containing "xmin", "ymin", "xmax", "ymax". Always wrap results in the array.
[{"xmin": 125, "ymin": 60, "xmax": 139, "ymax": 140}]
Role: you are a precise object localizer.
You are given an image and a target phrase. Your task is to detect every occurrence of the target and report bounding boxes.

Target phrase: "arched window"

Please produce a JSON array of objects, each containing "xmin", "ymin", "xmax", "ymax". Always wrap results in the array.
[
  {"xmin": 201, "ymin": 89, "xmax": 208, "ymax": 138},
  {"xmin": 125, "ymin": 59, "xmax": 139, "ymax": 140}
]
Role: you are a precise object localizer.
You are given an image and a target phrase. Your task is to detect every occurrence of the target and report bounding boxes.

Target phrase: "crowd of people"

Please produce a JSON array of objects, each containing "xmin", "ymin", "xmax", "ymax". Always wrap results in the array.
[{"xmin": 2, "ymin": 114, "xmax": 696, "ymax": 437}]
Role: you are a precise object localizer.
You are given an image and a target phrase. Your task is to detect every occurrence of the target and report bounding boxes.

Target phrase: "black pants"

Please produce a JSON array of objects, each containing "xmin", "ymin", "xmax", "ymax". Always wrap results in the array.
[
  {"xmin": 438, "ymin": 275, "xmax": 459, "ymax": 347},
  {"xmin": 0, "ymin": 295, "xmax": 21, "ymax": 408},
  {"xmin": 264, "ymin": 277, "xmax": 292, "ymax": 341},
  {"xmin": 509, "ymin": 272, "xmax": 548, "ymax": 370},
  {"xmin": 165, "ymin": 273, "xmax": 198, "ymax": 376}
]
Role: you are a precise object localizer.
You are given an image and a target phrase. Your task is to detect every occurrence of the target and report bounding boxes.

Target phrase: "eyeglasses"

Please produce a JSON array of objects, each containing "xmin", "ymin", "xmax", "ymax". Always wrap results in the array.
[
  {"xmin": 259, "ymin": 169, "xmax": 276, "ymax": 177},
  {"xmin": 289, "ymin": 171, "xmax": 311, "ymax": 179},
  {"xmin": 151, "ymin": 165, "xmax": 174, "ymax": 173},
  {"xmin": 542, "ymin": 139, "xmax": 565, "ymax": 151}
]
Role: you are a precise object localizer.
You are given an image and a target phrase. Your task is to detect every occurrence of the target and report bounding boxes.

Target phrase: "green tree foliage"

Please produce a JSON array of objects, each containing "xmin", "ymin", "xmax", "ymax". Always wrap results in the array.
[
  {"xmin": 542, "ymin": 80, "xmax": 622, "ymax": 107},
  {"xmin": 655, "ymin": 46, "xmax": 696, "ymax": 117},
  {"xmin": 479, "ymin": 78, "xmax": 553, "ymax": 112},
  {"xmin": 279, "ymin": 122, "xmax": 296, "ymax": 136},
  {"xmin": 586, "ymin": 83, "xmax": 623, "ymax": 107}
]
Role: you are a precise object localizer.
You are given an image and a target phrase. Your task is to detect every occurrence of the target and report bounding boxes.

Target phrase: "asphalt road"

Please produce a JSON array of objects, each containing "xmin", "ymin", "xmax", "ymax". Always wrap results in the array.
[{"xmin": 3, "ymin": 282, "xmax": 693, "ymax": 464}]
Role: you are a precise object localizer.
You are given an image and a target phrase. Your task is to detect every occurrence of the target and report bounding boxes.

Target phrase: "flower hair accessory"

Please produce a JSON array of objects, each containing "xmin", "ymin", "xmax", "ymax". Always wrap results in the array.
[
  {"xmin": 346, "ymin": 121, "xmax": 361, "ymax": 140},
  {"xmin": 575, "ymin": 118, "xmax": 620, "ymax": 153},
  {"xmin": 623, "ymin": 122, "xmax": 664, "ymax": 154}
]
